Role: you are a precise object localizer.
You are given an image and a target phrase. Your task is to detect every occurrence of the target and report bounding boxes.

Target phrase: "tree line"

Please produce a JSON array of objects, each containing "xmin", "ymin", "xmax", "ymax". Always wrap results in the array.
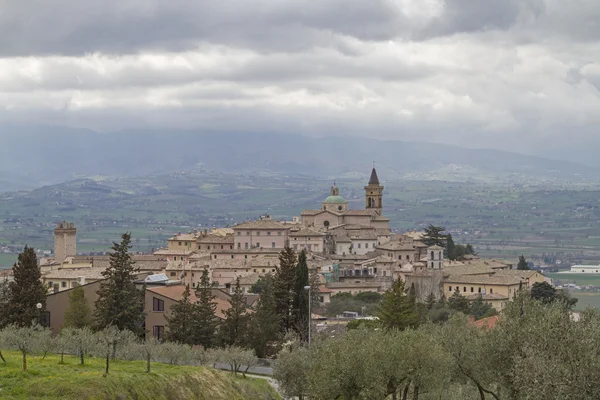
[
  {"xmin": 0, "ymin": 233, "xmax": 318, "ymax": 363},
  {"xmin": 274, "ymin": 292, "xmax": 590, "ymax": 400}
]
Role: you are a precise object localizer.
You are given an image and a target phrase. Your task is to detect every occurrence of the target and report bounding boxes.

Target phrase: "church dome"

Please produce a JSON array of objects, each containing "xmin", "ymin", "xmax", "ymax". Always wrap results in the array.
[{"xmin": 324, "ymin": 195, "xmax": 347, "ymax": 204}]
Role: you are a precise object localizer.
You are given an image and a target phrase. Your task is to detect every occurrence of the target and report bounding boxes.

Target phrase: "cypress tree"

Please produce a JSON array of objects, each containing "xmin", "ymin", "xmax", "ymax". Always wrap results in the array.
[
  {"xmin": 64, "ymin": 285, "xmax": 92, "ymax": 328},
  {"xmin": 193, "ymin": 269, "xmax": 218, "ymax": 348},
  {"xmin": 220, "ymin": 277, "xmax": 250, "ymax": 346},
  {"xmin": 274, "ymin": 246, "xmax": 297, "ymax": 333},
  {"xmin": 248, "ymin": 275, "xmax": 280, "ymax": 358},
  {"xmin": 4, "ymin": 246, "xmax": 46, "ymax": 327},
  {"xmin": 292, "ymin": 250, "xmax": 310, "ymax": 339},
  {"xmin": 165, "ymin": 284, "xmax": 196, "ymax": 345},
  {"xmin": 94, "ymin": 233, "xmax": 145, "ymax": 335},
  {"xmin": 378, "ymin": 278, "xmax": 419, "ymax": 331}
]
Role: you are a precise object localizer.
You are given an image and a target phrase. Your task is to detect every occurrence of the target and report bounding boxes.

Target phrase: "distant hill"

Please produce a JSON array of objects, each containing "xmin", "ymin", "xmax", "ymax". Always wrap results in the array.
[{"xmin": 0, "ymin": 124, "xmax": 596, "ymax": 190}]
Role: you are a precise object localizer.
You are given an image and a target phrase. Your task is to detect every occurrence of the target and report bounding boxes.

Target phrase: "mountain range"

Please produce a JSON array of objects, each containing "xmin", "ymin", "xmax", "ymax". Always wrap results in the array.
[{"xmin": 0, "ymin": 124, "xmax": 597, "ymax": 191}]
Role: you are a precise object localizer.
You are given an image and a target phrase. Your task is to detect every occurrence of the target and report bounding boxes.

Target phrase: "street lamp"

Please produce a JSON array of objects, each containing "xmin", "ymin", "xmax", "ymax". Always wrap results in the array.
[{"xmin": 304, "ymin": 285, "xmax": 311, "ymax": 346}]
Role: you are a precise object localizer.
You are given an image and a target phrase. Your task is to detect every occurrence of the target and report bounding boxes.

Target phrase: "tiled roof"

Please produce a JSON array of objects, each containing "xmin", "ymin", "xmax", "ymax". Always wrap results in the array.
[
  {"xmin": 289, "ymin": 227, "xmax": 325, "ymax": 237},
  {"xmin": 444, "ymin": 274, "xmax": 522, "ymax": 285},
  {"xmin": 443, "ymin": 264, "xmax": 494, "ymax": 276},
  {"xmin": 233, "ymin": 220, "xmax": 289, "ymax": 230},
  {"xmin": 198, "ymin": 235, "xmax": 234, "ymax": 244},
  {"xmin": 42, "ymin": 267, "xmax": 106, "ymax": 280},
  {"xmin": 377, "ymin": 241, "xmax": 416, "ymax": 251}
]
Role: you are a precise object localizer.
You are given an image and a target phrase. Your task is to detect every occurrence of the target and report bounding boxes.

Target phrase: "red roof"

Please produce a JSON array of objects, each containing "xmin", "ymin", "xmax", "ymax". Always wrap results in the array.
[{"xmin": 471, "ymin": 315, "xmax": 500, "ymax": 329}]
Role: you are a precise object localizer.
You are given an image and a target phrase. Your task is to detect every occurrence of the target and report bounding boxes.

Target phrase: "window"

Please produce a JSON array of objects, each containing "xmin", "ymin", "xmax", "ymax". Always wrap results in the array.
[
  {"xmin": 153, "ymin": 297, "xmax": 165, "ymax": 312},
  {"xmin": 153, "ymin": 326, "xmax": 165, "ymax": 340},
  {"xmin": 61, "ymin": 281, "xmax": 66, "ymax": 288}
]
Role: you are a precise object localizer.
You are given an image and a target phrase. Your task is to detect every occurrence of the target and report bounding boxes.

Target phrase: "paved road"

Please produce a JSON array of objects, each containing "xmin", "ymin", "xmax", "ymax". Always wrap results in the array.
[{"xmin": 212, "ymin": 362, "xmax": 273, "ymax": 376}]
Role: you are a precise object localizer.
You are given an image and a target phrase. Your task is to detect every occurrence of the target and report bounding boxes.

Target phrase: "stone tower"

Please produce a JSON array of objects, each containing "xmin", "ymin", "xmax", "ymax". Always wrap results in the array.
[
  {"xmin": 54, "ymin": 221, "xmax": 76, "ymax": 264},
  {"xmin": 364, "ymin": 167, "xmax": 384, "ymax": 215},
  {"xmin": 428, "ymin": 245, "xmax": 444, "ymax": 270}
]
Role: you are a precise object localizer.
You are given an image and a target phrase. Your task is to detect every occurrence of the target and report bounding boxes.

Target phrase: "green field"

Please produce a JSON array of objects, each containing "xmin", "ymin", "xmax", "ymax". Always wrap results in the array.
[
  {"xmin": 546, "ymin": 273, "xmax": 600, "ymax": 287},
  {"xmin": 0, "ymin": 351, "xmax": 279, "ymax": 400}
]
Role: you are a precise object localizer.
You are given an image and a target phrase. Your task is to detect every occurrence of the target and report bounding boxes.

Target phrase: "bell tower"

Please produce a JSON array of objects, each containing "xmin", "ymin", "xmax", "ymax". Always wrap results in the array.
[{"xmin": 364, "ymin": 166, "xmax": 384, "ymax": 215}]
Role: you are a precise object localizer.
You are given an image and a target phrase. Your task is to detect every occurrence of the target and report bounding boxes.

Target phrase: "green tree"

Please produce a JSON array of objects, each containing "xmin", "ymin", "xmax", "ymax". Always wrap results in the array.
[
  {"xmin": 94, "ymin": 233, "xmax": 145, "ymax": 335},
  {"xmin": 446, "ymin": 234, "xmax": 456, "ymax": 261},
  {"xmin": 469, "ymin": 295, "xmax": 497, "ymax": 320},
  {"xmin": 165, "ymin": 284, "xmax": 196, "ymax": 345},
  {"xmin": 220, "ymin": 277, "xmax": 250, "ymax": 347},
  {"xmin": 423, "ymin": 224, "xmax": 446, "ymax": 247},
  {"xmin": 517, "ymin": 255, "xmax": 530, "ymax": 270},
  {"xmin": 274, "ymin": 246, "xmax": 297, "ymax": 333},
  {"xmin": 248, "ymin": 275, "xmax": 280, "ymax": 358},
  {"xmin": 447, "ymin": 288, "xmax": 470, "ymax": 314},
  {"xmin": 4, "ymin": 246, "xmax": 46, "ymax": 328},
  {"xmin": 292, "ymin": 250, "xmax": 310, "ymax": 339},
  {"xmin": 64, "ymin": 286, "xmax": 92, "ymax": 328},
  {"xmin": 194, "ymin": 269, "xmax": 218, "ymax": 348},
  {"xmin": 378, "ymin": 278, "xmax": 419, "ymax": 331}
]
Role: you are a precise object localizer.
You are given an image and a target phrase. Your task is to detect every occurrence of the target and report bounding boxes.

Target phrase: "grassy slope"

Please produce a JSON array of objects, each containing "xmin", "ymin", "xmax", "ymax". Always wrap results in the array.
[{"xmin": 0, "ymin": 352, "xmax": 279, "ymax": 400}]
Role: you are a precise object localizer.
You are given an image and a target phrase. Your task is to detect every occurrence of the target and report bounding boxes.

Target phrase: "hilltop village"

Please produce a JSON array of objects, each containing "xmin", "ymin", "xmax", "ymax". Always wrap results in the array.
[{"xmin": 33, "ymin": 168, "xmax": 548, "ymax": 335}]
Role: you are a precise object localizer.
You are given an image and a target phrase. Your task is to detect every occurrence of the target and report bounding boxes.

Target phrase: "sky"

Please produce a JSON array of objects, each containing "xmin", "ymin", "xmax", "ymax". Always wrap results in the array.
[{"xmin": 1, "ymin": 0, "xmax": 599, "ymax": 161}]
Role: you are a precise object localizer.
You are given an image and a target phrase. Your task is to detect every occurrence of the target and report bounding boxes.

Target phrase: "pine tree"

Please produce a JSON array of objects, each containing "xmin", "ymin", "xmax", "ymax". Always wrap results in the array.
[
  {"xmin": 448, "ymin": 288, "xmax": 470, "ymax": 314},
  {"xmin": 165, "ymin": 284, "xmax": 196, "ymax": 345},
  {"xmin": 94, "ymin": 233, "xmax": 145, "ymax": 335},
  {"xmin": 292, "ymin": 250, "xmax": 310, "ymax": 339},
  {"xmin": 248, "ymin": 275, "xmax": 281, "ymax": 358},
  {"xmin": 446, "ymin": 234, "xmax": 456, "ymax": 261},
  {"xmin": 422, "ymin": 224, "xmax": 446, "ymax": 247},
  {"xmin": 274, "ymin": 246, "xmax": 297, "ymax": 333},
  {"xmin": 193, "ymin": 269, "xmax": 218, "ymax": 348},
  {"xmin": 4, "ymin": 246, "xmax": 46, "ymax": 327},
  {"xmin": 469, "ymin": 294, "xmax": 496, "ymax": 320},
  {"xmin": 64, "ymin": 285, "xmax": 92, "ymax": 328},
  {"xmin": 220, "ymin": 277, "xmax": 250, "ymax": 347},
  {"xmin": 378, "ymin": 278, "xmax": 419, "ymax": 331},
  {"xmin": 517, "ymin": 255, "xmax": 530, "ymax": 270}
]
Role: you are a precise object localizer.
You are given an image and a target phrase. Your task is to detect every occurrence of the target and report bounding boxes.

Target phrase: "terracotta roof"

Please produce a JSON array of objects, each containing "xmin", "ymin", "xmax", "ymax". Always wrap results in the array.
[
  {"xmin": 146, "ymin": 285, "xmax": 231, "ymax": 319},
  {"xmin": 444, "ymin": 274, "xmax": 522, "ymax": 285},
  {"xmin": 289, "ymin": 227, "xmax": 325, "ymax": 237},
  {"xmin": 42, "ymin": 267, "xmax": 106, "ymax": 280},
  {"xmin": 443, "ymin": 264, "xmax": 494, "ymax": 276},
  {"xmin": 377, "ymin": 241, "xmax": 416, "ymax": 251},
  {"xmin": 198, "ymin": 235, "xmax": 234, "ymax": 244},
  {"xmin": 471, "ymin": 315, "xmax": 500, "ymax": 329},
  {"xmin": 233, "ymin": 220, "xmax": 289, "ymax": 230}
]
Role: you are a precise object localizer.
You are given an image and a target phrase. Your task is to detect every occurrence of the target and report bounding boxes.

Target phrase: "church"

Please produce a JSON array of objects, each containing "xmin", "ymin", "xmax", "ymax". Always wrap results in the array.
[{"xmin": 300, "ymin": 167, "xmax": 391, "ymax": 232}]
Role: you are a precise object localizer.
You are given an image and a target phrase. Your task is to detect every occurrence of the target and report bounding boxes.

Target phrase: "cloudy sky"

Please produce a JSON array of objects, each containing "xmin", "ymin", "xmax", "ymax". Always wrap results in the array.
[{"xmin": 1, "ymin": 0, "xmax": 599, "ymax": 160}]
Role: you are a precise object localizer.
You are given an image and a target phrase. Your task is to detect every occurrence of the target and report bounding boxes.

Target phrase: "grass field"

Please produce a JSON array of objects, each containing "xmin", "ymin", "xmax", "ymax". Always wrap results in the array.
[
  {"xmin": 570, "ymin": 292, "xmax": 600, "ymax": 311},
  {"xmin": 0, "ymin": 351, "xmax": 279, "ymax": 400},
  {"xmin": 546, "ymin": 273, "xmax": 600, "ymax": 287}
]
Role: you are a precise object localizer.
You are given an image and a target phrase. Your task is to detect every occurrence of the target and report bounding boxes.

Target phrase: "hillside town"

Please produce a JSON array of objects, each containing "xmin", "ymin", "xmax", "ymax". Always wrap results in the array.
[{"xmin": 6, "ymin": 167, "xmax": 547, "ymax": 338}]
